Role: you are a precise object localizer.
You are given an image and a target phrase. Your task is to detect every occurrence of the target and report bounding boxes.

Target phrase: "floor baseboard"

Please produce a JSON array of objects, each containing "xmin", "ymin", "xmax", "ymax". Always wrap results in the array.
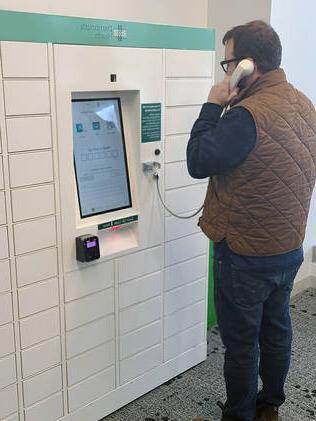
[
  {"xmin": 310, "ymin": 275, "xmax": 316, "ymax": 289},
  {"xmin": 292, "ymin": 275, "xmax": 315, "ymax": 297}
]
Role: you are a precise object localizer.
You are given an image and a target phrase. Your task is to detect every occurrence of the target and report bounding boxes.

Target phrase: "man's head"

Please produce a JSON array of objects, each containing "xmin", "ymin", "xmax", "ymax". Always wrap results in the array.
[{"xmin": 222, "ymin": 20, "xmax": 282, "ymax": 88}]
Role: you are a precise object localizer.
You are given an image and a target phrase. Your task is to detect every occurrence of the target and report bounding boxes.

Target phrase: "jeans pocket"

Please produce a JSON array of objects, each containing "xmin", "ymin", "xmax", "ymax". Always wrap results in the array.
[
  {"xmin": 283, "ymin": 264, "xmax": 301, "ymax": 292},
  {"xmin": 231, "ymin": 265, "xmax": 266, "ymax": 308},
  {"xmin": 214, "ymin": 258, "xmax": 222, "ymax": 279},
  {"xmin": 213, "ymin": 258, "xmax": 223, "ymax": 304}
]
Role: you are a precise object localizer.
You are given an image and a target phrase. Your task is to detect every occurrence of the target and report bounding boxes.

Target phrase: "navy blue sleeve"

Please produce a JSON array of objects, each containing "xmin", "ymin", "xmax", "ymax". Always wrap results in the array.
[{"xmin": 186, "ymin": 103, "xmax": 257, "ymax": 179}]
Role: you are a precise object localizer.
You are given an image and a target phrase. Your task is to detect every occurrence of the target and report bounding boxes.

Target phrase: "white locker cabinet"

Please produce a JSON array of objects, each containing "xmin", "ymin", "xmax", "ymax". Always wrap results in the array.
[
  {"xmin": 120, "ymin": 320, "xmax": 161, "ymax": 360},
  {"xmin": 163, "ymin": 48, "xmax": 208, "ymax": 374},
  {"xmin": 3, "ymin": 80, "xmax": 50, "ymax": 116},
  {"xmin": 166, "ymin": 78, "xmax": 211, "ymax": 107},
  {"xmin": 0, "ymin": 26, "xmax": 213, "ymax": 420},
  {"xmin": 18, "ymin": 277, "xmax": 59, "ymax": 318},
  {"xmin": 165, "ymin": 255, "xmax": 207, "ymax": 291},
  {"xmin": 20, "ymin": 307, "xmax": 60, "ymax": 349},
  {"xmin": 120, "ymin": 296, "xmax": 161, "ymax": 335},
  {"xmin": 118, "ymin": 246, "xmax": 163, "ymax": 283},
  {"xmin": 1, "ymin": 41, "xmax": 49, "ymax": 78},
  {"xmin": 0, "ymin": 292, "xmax": 13, "ymax": 326},
  {"xmin": 165, "ymin": 161, "xmax": 201, "ymax": 190},
  {"xmin": 9, "ymin": 150, "xmax": 54, "ymax": 188},
  {"xmin": 165, "ymin": 278, "xmax": 205, "ymax": 316},
  {"xmin": 119, "ymin": 271, "xmax": 162, "ymax": 309},
  {"xmin": 24, "ymin": 392, "xmax": 63, "ymax": 421},
  {"xmin": 0, "ymin": 226, "xmax": 9, "ymax": 260},
  {"xmin": 165, "ymin": 232, "xmax": 207, "ymax": 267},
  {"xmin": 165, "ymin": 183, "xmax": 207, "ymax": 215},
  {"xmin": 165, "ymin": 213, "xmax": 200, "ymax": 242},
  {"xmin": 16, "ymin": 247, "xmax": 58, "ymax": 287},
  {"xmin": 13, "ymin": 216, "xmax": 56, "ymax": 255},
  {"xmin": 66, "ymin": 315, "xmax": 115, "ymax": 359},
  {"xmin": 21, "ymin": 336, "xmax": 61, "ymax": 378},
  {"xmin": 65, "ymin": 288, "xmax": 114, "ymax": 331},
  {"xmin": 0, "ymin": 354, "xmax": 16, "ymax": 389},
  {"xmin": 0, "ymin": 324, "xmax": 15, "ymax": 358},
  {"xmin": 11, "ymin": 184, "xmax": 55, "ymax": 222},
  {"xmin": 165, "ymin": 133, "xmax": 188, "ymax": 163},
  {"xmin": 0, "ymin": 157, "xmax": 4, "ymax": 189},
  {"xmin": 23, "ymin": 366, "xmax": 62, "ymax": 407},
  {"xmin": 120, "ymin": 345, "xmax": 162, "ymax": 384},
  {"xmin": 64, "ymin": 260, "xmax": 114, "ymax": 302},
  {"xmin": 6, "ymin": 116, "xmax": 52, "ymax": 152},
  {"xmin": 165, "ymin": 105, "xmax": 201, "ymax": 135},
  {"xmin": 0, "ymin": 385, "xmax": 18, "ymax": 419},
  {"xmin": 67, "ymin": 341, "xmax": 115, "ymax": 386},
  {"xmin": 164, "ymin": 323, "xmax": 205, "ymax": 362},
  {"xmin": 68, "ymin": 367, "xmax": 115, "ymax": 412},
  {"xmin": 0, "ymin": 191, "xmax": 6, "ymax": 225},
  {"xmin": 164, "ymin": 300, "xmax": 205, "ymax": 339},
  {"xmin": 0, "ymin": 260, "xmax": 11, "ymax": 293},
  {"xmin": 165, "ymin": 49, "xmax": 213, "ymax": 78},
  {"xmin": 3, "ymin": 412, "xmax": 19, "ymax": 421}
]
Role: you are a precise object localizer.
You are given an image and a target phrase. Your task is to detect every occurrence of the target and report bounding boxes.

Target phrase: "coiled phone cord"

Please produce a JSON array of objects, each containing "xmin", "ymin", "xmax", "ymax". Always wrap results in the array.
[{"xmin": 154, "ymin": 173, "xmax": 204, "ymax": 219}]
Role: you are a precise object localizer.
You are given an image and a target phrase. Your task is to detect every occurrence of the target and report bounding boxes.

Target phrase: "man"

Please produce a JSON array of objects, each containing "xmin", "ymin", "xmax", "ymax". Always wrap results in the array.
[{"xmin": 187, "ymin": 21, "xmax": 316, "ymax": 421}]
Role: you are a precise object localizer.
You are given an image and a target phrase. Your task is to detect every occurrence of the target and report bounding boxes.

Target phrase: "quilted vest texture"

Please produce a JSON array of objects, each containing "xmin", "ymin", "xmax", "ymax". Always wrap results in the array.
[{"xmin": 199, "ymin": 69, "xmax": 316, "ymax": 256}]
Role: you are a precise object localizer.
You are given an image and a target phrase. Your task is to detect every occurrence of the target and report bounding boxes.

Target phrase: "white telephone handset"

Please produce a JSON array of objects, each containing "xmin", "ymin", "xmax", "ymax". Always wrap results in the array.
[{"xmin": 229, "ymin": 59, "xmax": 254, "ymax": 91}]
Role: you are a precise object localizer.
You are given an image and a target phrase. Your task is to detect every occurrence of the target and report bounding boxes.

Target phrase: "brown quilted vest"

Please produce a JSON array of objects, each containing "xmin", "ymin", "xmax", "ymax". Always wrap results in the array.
[{"xmin": 199, "ymin": 69, "xmax": 316, "ymax": 256}]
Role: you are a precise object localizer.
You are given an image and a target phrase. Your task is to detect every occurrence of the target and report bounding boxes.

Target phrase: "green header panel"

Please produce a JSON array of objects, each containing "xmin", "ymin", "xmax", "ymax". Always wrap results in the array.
[{"xmin": 0, "ymin": 10, "xmax": 215, "ymax": 51}]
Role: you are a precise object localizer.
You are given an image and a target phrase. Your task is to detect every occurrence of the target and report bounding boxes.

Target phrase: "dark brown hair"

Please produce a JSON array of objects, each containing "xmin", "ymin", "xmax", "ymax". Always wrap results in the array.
[{"xmin": 222, "ymin": 20, "xmax": 282, "ymax": 73}]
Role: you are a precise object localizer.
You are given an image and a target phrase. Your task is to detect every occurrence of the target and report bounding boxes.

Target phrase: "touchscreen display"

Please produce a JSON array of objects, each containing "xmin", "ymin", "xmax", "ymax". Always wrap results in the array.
[{"xmin": 72, "ymin": 98, "xmax": 132, "ymax": 218}]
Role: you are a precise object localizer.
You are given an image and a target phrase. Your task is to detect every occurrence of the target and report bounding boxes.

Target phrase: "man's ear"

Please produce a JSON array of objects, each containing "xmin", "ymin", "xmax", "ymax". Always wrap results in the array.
[{"xmin": 250, "ymin": 59, "xmax": 261, "ymax": 76}]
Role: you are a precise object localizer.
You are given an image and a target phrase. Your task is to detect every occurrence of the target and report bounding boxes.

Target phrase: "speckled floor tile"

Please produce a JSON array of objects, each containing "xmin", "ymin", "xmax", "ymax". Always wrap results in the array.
[{"xmin": 102, "ymin": 288, "xmax": 316, "ymax": 421}]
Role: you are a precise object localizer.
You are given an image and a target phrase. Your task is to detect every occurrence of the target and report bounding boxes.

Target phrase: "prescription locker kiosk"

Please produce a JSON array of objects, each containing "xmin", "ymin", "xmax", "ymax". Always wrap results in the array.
[{"xmin": 0, "ymin": 10, "xmax": 215, "ymax": 421}]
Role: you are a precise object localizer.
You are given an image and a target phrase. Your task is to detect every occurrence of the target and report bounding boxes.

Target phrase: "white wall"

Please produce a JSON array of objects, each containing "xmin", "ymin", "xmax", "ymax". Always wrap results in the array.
[
  {"xmin": 0, "ymin": 0, "xmax": 208, "ymax": 27},
  {"xmin": 271, "ymin": 0, "xmax": 316, "ymax": 283},
  {"xmin": 208, "ymin": 0, "xmax": 272, "ymax": 82},
  {"xmin": 271, "ymin": 0, "xmax": 316, "ymax": 106}
]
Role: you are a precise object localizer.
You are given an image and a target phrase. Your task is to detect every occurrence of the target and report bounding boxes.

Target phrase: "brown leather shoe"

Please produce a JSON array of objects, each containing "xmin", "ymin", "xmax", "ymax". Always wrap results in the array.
[
  {"xmin": 192, "ymin": 417, "xmax": 217, "ymax": 421},
  {"xmin": 255, "ymin": 405, "xmax": 281, "ymax": 421},
  {"xmin": 192, "ymin": 417, "xmax": 230, "ymax": 421},
  {"xmin": 192, "ymin": 417, "xmax": 218, "ymax": 421}
]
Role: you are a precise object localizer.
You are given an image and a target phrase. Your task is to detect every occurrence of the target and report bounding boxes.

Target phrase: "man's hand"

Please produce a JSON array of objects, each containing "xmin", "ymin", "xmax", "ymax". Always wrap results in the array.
[{"xmin": 207, "ymin": 76, "xmax": 239, "ymax": 106}]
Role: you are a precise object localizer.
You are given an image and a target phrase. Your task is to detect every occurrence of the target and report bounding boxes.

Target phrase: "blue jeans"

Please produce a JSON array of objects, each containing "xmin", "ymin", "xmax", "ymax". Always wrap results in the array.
[{"xmin": 214, "ymin": 255, "xmax": 301, "ymax": 421}]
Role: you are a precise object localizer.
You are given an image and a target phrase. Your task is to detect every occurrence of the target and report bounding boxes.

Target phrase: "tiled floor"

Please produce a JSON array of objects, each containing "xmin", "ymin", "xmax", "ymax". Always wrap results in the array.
[{"xmin": 103, "ymin": 288, "xmax": 316, "ymax": 421}]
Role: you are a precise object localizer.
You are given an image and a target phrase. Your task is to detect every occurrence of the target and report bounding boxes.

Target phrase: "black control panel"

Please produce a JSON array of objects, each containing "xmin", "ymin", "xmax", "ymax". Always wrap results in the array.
[{"xmin": 76, "ymin": 235, "xmax": 100, "ymax": 262}]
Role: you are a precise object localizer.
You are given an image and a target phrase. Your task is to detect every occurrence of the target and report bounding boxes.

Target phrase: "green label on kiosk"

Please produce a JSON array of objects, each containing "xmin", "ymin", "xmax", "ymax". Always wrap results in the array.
[
  {"xmin": 98, "ymin": 215, "xmax": 138, "ymax": 230},
  {"xmin": 141, "ymin": 103, "xmax": 161, "ymax": 143}
]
